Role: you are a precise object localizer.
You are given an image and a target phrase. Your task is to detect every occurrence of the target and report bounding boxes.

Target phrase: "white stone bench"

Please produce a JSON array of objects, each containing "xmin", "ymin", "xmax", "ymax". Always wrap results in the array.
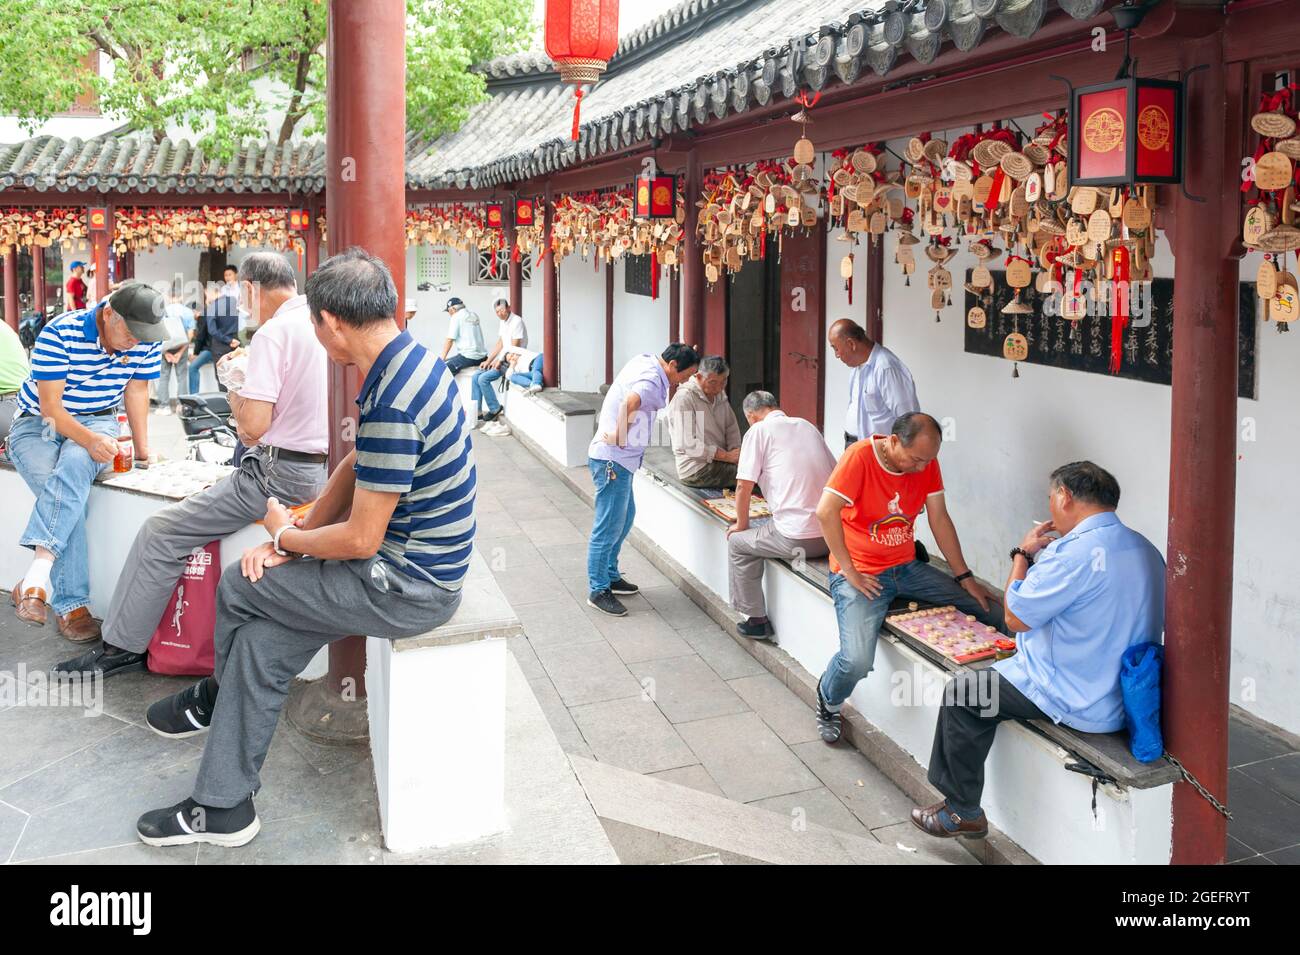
[
  {"xmin": 366, "ymin": 550, "xmax": 522, "ymax": 852},
  {"xmin": 504, "ymin": 388, "xmax": 597, "ymax": 467}
]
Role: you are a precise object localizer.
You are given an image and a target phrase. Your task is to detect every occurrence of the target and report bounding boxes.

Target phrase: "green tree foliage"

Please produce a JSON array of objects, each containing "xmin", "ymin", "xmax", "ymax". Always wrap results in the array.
[{"xmin": 0, "ymin": 0, "xmax": 535, "ymax": 157}]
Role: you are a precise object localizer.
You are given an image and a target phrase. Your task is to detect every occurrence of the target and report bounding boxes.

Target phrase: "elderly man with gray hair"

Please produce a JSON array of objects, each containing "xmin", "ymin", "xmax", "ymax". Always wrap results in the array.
[
  {"xmin": 726, "ymin": 391, "xmax": 837, "ymax": 638},
  {"xmin": 666, "ymin": 355, "xmax": 742, "ymax": 488},
  {"xmin": 55, "ymin": 251, "xmax": 330, "ymax": 681}
]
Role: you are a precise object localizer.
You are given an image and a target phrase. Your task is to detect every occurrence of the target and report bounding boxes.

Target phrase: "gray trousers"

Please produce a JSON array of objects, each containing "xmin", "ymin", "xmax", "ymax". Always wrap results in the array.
[
  {"xmin": 104, "ymin": 446, "xmax": 327, "ymax": 654},
  {"xmin": 192, "ymin": 553, "xmax": 462, "ymax": 807},
  {"xmin": 728, "ymin": 521, "xmax": 829, "ymax": 618}
]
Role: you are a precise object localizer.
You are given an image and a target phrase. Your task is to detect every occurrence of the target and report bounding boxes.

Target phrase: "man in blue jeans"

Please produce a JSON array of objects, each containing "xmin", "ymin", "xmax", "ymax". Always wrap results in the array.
[
  {"xmin": 813, "ymin": 412, "xmax": 1002, "ymax": 743},
  {"xmin": 586, "ymin": 343, "xmax": 699, "ymax": 617},
  {"xmin": 469, "ymin": 299, "xmax": 525, "ymax": 429},
  {"xmin": 7, "ymin": 283, "xmax": 165, "ymax": 641}
]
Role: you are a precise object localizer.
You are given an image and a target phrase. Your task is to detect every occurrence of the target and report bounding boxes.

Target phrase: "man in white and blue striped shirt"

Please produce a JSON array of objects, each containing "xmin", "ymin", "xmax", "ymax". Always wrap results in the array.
[
  {"xmin": 136, "ymin": 248, "xmax": 474, "ymax": 850},
  {"xmin": 7, "ymin": 283, "xmax": 166, "ymax": 641}
]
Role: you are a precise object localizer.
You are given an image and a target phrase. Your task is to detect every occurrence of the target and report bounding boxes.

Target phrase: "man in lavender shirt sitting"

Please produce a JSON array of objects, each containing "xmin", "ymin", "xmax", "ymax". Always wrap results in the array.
[{"xmin": 586, "ymin": 343, "xmax": 699, "ymax": 617}]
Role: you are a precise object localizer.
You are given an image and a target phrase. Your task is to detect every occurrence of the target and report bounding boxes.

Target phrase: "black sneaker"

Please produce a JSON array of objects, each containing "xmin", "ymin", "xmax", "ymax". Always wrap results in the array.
[
  {"xmin": 737, "ymin": 617, "xmax": 771, "ymax": 639},
  {"xmin": 480, "ymin": 409, "xmax": 503, "ymax": 423},
  {"xmin": 587, "ymin": 590, "xmax": 628, "ymax": 617},
  {"xmin": 609, "ymin": 577, "xmax": 639, "ymax": 595},
  {"xmin": 816, "ymin": 679, "xmax": 843, "ymax": 744},
  {"xmin": 137, "ymin": 796, "xmax": 260, "ymax": 848},
  {"xmin": 146, "ymin": 678, "xmax": 217, "ymax": 740},
  {"xmin": 52, "ymin": 643, "xmax": 147, "ymax": 679}
]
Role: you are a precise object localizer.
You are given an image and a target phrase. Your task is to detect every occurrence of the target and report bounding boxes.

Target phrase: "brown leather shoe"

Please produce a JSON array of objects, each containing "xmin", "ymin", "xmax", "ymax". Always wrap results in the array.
[
  {"xmin": 11, "ymin": 578, "xmax": 48, "ymax": 627},
  {"xmin": 909, "ymin": 800, "xmax": 988, "ymax": 839},
  {"xmin": 57, "ymin": 607, "xmax": 102, "ymax": 643}
]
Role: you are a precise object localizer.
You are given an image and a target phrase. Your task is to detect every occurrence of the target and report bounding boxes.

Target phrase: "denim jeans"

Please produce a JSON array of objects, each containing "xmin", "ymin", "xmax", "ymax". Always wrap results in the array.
[
  {"xmin": 445, "ymin": 353, "xmax": 483, "ymax": 375},
  {"xmin": 509, "ymin": 355, "xmax": 544, "ymax": 389},
  {"xmin": 6, "ymin": 413, "xmax": 121, "ymax": 615},
  {"xmin": 819, "ymin": 559, "xmax": 1006, "ymax": 709},
  {"xmin": 157, "ymin": 352, "xmax": 190, "ymax": 405},
  {"xmin": 189, "ymin": 350, "xmax": 213, "ymax": 392},
  {"xmin": 472, "ymin": 364, "xmax": 505, "ymax": 413},
  {"xmin": 587, "ymin": 458, "xmax": 635, "ymax": 594}
]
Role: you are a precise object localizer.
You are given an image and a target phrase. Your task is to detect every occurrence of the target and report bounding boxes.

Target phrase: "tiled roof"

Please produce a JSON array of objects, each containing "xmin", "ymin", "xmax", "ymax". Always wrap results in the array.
[
  {"xmin": 0, "ymin": 133, "xmax": 326, "ymax": 194},
  {"xmin": 1, "ymin": 0, "xmax": 1107, "ymax": 196}
]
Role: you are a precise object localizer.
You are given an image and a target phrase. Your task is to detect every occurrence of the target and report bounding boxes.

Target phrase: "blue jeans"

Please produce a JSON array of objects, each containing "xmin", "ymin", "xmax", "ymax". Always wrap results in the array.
[
  {"xmin": 819, "ymin": 559, "xmax": 1006, "ymax": 709},
  {"xmin": 587, "ymin": 458, "xmax": 635, "ymax": 594},
  {"xmin": 6, "ymin": 413, "xmax": 121, "ymax": 615},
  {"xmin": 445, "ymin": 353, "xmax": 484, "ymax": 375},
  {"xmin": 472, "ymin": 364, "xmax": 505, "ymax": 413},
  {"xmin": 509, "ymin": 355, "xmax": 544, "ymax": 389},
  {"xmin": 189, "ymin": 350, "xmax": 213, "ymax": 392}
]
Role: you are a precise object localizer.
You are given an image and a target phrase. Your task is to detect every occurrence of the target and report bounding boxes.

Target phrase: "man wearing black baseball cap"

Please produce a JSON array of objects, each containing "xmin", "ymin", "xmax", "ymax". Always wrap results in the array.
[
  {"xmin": 438, "ymin": 296, "xmax": 486, "ymax": 374},
  {"xmin": 6, "ymin": 282, "xmax": 165, "ymax": 641}
]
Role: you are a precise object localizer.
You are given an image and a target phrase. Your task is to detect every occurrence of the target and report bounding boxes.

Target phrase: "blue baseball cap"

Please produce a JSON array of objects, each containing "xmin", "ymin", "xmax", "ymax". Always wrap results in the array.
[
  {"xmin": 69, "ymin": 260, "xmax": 86, "ymax": 271},
  {"xmin": 445, "ymin": 297, "xmax": 464, "ymax": 311}
]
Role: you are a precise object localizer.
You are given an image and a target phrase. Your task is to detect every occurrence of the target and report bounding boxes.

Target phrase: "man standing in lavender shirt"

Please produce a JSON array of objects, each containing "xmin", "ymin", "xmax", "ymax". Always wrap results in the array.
[{"xmin": 586, "ymin": 343, "xmax": 699, "ymax": 617}]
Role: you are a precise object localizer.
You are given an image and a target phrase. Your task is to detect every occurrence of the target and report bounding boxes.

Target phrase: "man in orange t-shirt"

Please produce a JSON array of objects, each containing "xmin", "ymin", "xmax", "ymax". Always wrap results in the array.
[{"xmin": 811, "ymin": 411, "xmax": 1003, "ymax": 743}]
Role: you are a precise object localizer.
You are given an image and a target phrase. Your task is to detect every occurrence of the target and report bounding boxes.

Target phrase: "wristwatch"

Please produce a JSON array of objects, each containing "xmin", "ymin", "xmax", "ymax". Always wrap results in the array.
[
  {"xmin": 1009, "ymin": 546, "xmax": 1034, "ymax": 566},
  {"xmin": 952, "ymin": 570, "xmax": 973, "ymax": 584}
]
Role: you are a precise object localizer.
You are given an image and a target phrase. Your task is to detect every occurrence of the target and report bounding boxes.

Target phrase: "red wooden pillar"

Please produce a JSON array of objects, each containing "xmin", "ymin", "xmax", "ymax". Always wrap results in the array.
[
  {"xmin": 680, "ymin": 149, "xmax": 704, "ymax": 348},
  {"xmin": 779, "ymin": 225, "xmax": 826, "ymax": 426},
  {"xmin": 508, "ymin": 201, "xmax": 524, "ymax": 318},
  {"xmin": 604, "ymin": 257, "xmax": 615, "ymax": 385},
  {"xmin": 703, "ymin": 275, "xmax": 726, "ymax": 356},
  {"xmin": 304, "ymin": 196, "xmax": 321, "ymax": 276},
  {"xmin": 91, "ymin": 210, "xmax": 110, "ymax": 302},
  {"xmin": 668, "ymin": 264, "xmax": 681, "ymax": 342},
  {"xmin": 542, "ymin": 182, "xmax": 559, "ymax": 386},
  {"xmin": 321, "ymin": 0, "xmax": 407, "ymax": 709},
  {"xmin": 32, "ymin": 245, "xmax": 46, "ymax": 317},
  {"xmin": 864, "ymin": 235, "xmax": 884, "ymax": 343},
  {"xmin": 1165, "ymin": 35, "xmax": 1241, "ymax": 865},
  {"xmin": 2, "ymin": 249, "xmax": 17, "ymax": 330}
]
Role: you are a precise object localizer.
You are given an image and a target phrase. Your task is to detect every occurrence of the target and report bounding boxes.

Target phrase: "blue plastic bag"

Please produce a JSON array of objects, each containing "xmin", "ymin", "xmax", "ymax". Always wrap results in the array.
[{"xmin": 1120, "ymin": 642, "xmax": 1164, "ymax": 763}]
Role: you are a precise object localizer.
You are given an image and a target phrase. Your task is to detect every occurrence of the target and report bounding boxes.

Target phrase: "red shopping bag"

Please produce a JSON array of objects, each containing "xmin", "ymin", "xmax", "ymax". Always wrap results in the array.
[{"xmin": 146, "ymin": 542, "xmax": 221, "ymax": 676}]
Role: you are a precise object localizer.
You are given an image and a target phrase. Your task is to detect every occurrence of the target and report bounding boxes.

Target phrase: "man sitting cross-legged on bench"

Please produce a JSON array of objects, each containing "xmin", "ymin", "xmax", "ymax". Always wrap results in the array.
[
  {"xmin": 813, "ymin": 412, "xmax": 1002, "ymax": 745},
  {"xmin": 55, "ymin": 253, "xmax": 330, "ymax": 679},
  {"xmin": 134, "ymin": 247, "xmax": 476, "ymax": 848},
  {"xmin": 911, "ymin": 461, "xmax": 1165, "ymax": 840}
]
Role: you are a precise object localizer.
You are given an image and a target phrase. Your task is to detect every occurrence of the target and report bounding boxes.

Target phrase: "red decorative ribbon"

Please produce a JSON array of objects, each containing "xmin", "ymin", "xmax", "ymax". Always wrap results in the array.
[
  {"xmin": 650, "ymin": 250, "xmax": 659, "ymax": 300},
  {"xmin": 1110, "ymin": 245, "xmax": 1130, "ymax": 374},
  {"xmin": 571, "ymin": 88, "xmax": 584, "ymax": 142}
]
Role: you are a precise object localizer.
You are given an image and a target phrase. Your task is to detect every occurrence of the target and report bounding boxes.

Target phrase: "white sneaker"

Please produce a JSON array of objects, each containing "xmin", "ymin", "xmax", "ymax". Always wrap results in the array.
[
  {"xmin": 482, "ymin": 421, "xmax": 511, "ymax": 437},
  {"xmin": 526, "ymin": 384, "xmax": 543, "ymax": 395}
]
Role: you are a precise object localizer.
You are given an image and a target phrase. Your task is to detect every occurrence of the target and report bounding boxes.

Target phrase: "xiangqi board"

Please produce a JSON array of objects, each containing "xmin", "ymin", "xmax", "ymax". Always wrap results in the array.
[
  {"xmin": 702, "ymin": 495, "xmax": 772, "ymax": 522},
  {"xmin": 886, "ymin": 605, "xmax": 1013, "ymax": 665}
]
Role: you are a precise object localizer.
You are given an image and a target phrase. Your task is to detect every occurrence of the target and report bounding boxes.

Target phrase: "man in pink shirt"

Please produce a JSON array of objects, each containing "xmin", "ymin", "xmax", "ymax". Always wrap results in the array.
[
  {"xmin": 726, "ymin": 390, "xmax": 837, "ymax": 639},
  {"xmin": 55, "ymin": 253, "xmax": 329, "ymax": 680}
]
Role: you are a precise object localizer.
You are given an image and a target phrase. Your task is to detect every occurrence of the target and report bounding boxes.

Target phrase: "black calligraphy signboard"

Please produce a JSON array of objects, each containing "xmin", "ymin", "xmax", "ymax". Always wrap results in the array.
[{"xmin": 962, "ymin": 271, "xmax": 1259, "ymax": 400}]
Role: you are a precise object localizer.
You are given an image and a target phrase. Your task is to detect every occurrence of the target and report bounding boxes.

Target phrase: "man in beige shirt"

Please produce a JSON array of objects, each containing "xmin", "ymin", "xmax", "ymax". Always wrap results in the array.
[{"xmin": 666, "ymin": 355, "xmax": 742, "ymax": 488}]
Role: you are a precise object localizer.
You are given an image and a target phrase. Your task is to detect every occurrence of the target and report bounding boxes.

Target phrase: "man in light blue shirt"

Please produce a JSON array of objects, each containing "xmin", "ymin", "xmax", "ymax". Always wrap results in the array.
[
  {"xmin": 828, "ymin": 318, "xmax": 919, "ymax": 450},
  {"xmin": 439, "ymin": 297, "xmax": 487, "ymax": 374},
  {"xmin": 912, "ymin": 460, "xmax": 1165, "ymax": 840},
  {"xmin": 585, "ymin": 343, "xmax": 698, "ymax": 617}
]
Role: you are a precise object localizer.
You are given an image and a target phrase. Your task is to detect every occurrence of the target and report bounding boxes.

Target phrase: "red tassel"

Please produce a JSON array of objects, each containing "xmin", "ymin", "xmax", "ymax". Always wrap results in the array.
[
  {"xmin": 571, "ymin": 88, "xmax": 584, "ymax": 142},
  {"xmin": 1110, "ymin": 246, "xmax": 1130, "ymax": 374},
  {"xmin": 650, "ymin": 250, "xmax": 659, "ymax": 300}
]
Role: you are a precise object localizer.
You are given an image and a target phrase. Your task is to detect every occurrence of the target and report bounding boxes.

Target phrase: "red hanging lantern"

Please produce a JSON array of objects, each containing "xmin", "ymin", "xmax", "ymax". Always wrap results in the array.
[
  {"xmin": 515, "ymin": 198, "xmax": 535, "ymax": 226},
  {"xmin": 1069, "ymin": 76, "xmax": 1183, "ymax": 187},
  {"xmin": 545, "ymin": 0, "xmax": 620, "ymax": 142},
  {"xmin": 486, "ymin": 203, "xmax": 504, "ymax": 229},
  {"xmin": 288, "ymin": 209, "xmax": 311, "ymax": 232},
  {"xmin": 635, "ymin": 174, "xmax": 676, "ymax": 218}
]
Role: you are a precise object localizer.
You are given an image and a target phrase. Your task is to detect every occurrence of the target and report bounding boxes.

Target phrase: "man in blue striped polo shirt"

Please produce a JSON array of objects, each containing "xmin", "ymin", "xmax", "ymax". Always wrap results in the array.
[
  {"xmin": 7, "ymin": 283, "xmax": 166, "ymax": 641},
  {"xmin": 136, "ymin": 247, "xmax": 474, "ymax": 849}
]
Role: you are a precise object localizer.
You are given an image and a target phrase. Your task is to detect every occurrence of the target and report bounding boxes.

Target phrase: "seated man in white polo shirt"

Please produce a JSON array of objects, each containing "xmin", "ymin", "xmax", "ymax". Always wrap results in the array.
[{"xmin": 725, "ymin": 391, "xmax": 838, "ymax": 639}]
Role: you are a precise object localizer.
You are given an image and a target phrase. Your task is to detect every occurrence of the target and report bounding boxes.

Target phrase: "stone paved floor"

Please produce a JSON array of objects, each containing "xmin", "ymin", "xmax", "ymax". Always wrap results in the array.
[{"xmin": 469, "ymin": 430, "xmax": 973, "ymax": 863}]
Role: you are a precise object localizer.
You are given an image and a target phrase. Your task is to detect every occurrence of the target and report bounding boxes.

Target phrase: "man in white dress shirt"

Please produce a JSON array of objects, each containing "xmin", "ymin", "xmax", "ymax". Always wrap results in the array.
[
  {"xmin": 829, "ymin": 318, "xmax": 919, "ymax": 450},
  {"xmin": 725, "ymin": 391, "xmax": 837, "ymax": 639}
]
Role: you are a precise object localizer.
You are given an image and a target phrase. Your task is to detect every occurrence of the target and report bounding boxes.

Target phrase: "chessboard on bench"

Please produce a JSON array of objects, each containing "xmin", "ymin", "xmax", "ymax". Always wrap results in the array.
[
  {"xmin": 885, "ymin": 603, "xmax": 1017, "ymax": 666},
  {"xmin": 700, "ymin": 489, "xmax": 771, "ymax": 522}
]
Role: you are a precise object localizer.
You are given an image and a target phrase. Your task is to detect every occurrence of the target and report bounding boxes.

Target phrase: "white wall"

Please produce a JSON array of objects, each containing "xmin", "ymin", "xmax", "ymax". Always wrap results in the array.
[
  {"xmin": 559, "ymin": 253, "xmax": 606, "ymax": 392},
  {"xmin": 816, "ymin": 123, "xmax": 1300, "ymax": 734},
  {"xmin": 612, "ymin": 255, "xmax": 670, "ymax": 371}
]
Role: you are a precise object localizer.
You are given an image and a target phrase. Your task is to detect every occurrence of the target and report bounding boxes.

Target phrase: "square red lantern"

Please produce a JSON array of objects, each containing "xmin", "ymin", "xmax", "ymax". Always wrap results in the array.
[
  {"xmin": 288, "ymin": 209, "xmax": 311, "ymax": 232},
  {"xmin": 515, "ymin": 198, "xmax": 535, "ymax": 226},
  {"xmin": 87, "ymin": 207, "xmax": 111, "ymax": 232},
  {"xmin": 635, "ymin": 174, "xmax": 677, "ymax": 218},
  {"xmin": 486, "ymin": 203, "xmax": 504, "ymax": 229},
  {"xmin": 1069, "ymin": 77, "xmax": 1183, "ymax": 186}
]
